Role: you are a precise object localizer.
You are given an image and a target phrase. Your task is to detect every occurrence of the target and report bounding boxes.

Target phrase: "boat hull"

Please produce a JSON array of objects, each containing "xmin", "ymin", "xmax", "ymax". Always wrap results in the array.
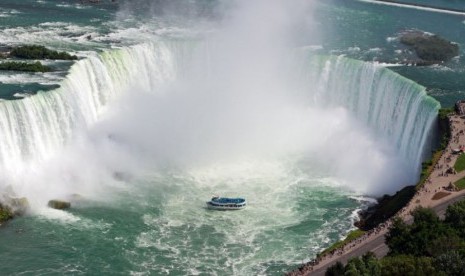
[{"xmin": 206, "ymin": 201, "xmax": 246, "ymax": 210}]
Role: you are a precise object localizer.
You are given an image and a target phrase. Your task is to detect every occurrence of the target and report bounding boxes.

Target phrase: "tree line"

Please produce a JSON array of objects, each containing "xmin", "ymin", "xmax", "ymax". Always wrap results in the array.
[{"xmin": 326, "ymin": 200, "xmax": 465, "ymax": 276}]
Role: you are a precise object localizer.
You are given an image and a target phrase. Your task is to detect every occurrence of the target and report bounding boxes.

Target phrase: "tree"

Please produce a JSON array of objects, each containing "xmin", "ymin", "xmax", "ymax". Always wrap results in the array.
[
  {"xmin": 385, "ymin": 217, "xmax": 413, "ymax": 255},
  {"xmin": 386, "ymin": 207, "xmax": 455, "ymax": 256},
  {"xmin": 434, "ymin": 251, "xmax": 465, "ymax": 276},
  {"xmin": 380, "ymin": 255, "xmax": 439, "ymax": 276},
  {"xmin": 326, "ymin": 262, "xmax": 344, "ymax": 276},
  {"xmin": 445, "ymin": 200, "xmax": 465, "ymax": 238}
]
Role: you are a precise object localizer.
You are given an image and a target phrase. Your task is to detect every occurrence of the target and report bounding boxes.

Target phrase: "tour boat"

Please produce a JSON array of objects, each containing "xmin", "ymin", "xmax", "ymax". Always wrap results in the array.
[{"xmin": 206, "ymin": 196, "xmax": 246, "ymax": 210}]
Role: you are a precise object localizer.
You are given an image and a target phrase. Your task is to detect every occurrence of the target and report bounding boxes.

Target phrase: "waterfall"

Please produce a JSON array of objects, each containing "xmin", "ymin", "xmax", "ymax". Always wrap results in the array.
[
  {"xmin": 299, "ymin": 54, "xmax": 440, "ymax": 178},
  {"xmin": 0, "ymin": 41, "xmax": 440, "ymax": 187},
  {"xmin": 0, "ymin": 42, "xmax": 186, "ymax": 174}
]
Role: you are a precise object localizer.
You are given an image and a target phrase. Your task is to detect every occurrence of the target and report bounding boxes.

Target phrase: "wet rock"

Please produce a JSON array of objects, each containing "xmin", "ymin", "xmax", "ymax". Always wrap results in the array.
[
  {"xmin": 0, "ymin": 204, "xmax": 13, "ymax": 223},
  {"xmin": 48, "ymin": 200, "xmax": 71, "ymax": 210},
  {"xmin": 7, "ymin": 197, "xmax": 30, "ymax": 215}
]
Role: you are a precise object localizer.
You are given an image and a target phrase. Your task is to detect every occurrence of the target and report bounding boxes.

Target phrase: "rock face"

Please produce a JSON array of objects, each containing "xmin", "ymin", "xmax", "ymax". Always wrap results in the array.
[
  {"xmin": 400, "ymin": 30, "xmax": 459, "ymax": 64},
  {"xmin": 48, "ymin": 200, "xmax": 71, "ymax": 210},
  {"xmin": 7, "ymin": 197, "xmax": 30, "ymax": 215},
  {"xmin": 0, "ymin": 204, "xmax": 13, "ymax": 223},
  {"xmin": 0, "ymin": 197, "xmax": 29, "ymax": 224}
]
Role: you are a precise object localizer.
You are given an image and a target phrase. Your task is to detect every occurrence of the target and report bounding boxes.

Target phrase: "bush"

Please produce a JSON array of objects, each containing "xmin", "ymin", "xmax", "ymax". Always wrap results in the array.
[
  {"xmin": 318, "ymin": 229, "xmax": 365, "ymax": 257},
  {"xmin": 438, "ymin": 107, "xmax": 454, "ymax": 120},
  {"xmin": 0, "ymin": 61, "xmax": 51, "ymax": 72},
  {"xmin": 10, "ymin": 45, "xmax": 77, "ymax": 60},
  {"xmin": 327, "ymin": 202, "xmax": 465, "ymax": 276}
]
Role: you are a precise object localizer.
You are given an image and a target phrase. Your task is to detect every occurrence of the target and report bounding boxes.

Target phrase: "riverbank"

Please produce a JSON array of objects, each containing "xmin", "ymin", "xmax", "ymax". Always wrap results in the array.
[{"xmin": 288, "ymin": 110, "xmax": 465, "ymax": 275}]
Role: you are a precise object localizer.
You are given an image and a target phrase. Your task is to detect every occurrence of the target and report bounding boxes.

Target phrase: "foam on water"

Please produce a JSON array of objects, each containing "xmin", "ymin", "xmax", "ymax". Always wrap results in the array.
[
  {"xmin": 0, "ymin": 24, "xmax": 98, "ymax": 48},
  {"xmin": 123, "ymin": 161, "xmax": 360, "ymax": 275},
  {"xmin": 0, "ymin": 72, "xmax": 63, "ymax": 85}
]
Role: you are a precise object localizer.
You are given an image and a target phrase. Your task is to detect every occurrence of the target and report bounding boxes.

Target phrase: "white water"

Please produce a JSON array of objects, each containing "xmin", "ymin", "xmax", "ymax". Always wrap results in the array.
[
  {"xmin": 0, "ymin": 39, "xmax": 439, "ymax": 203},
  {"xmin": 299, "ymin": 55, "xmax": 440, "ymax": 182}
]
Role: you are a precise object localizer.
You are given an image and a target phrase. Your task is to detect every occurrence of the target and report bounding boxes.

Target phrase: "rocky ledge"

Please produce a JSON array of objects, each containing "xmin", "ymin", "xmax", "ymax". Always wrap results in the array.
[{"xmin": 0, "ymin": 196, "xmax": 29, "ymax": 225}]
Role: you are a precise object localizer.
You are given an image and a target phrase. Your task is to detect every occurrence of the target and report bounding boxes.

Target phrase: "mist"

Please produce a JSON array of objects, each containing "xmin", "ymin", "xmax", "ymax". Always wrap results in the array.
[
  {"xmin": 1, "ymin": 0, "xmax": 415, "ymax": 209},
  {"xmin": 91, "ymin": 0, "xmax": 410, "ymax": 195}
]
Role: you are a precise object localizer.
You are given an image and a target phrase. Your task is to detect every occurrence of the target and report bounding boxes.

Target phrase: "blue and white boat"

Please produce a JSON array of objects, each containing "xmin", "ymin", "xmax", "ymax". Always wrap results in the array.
[{"xmin": 206, "ymin": 196, "xmax": 246, "ymax": 210}]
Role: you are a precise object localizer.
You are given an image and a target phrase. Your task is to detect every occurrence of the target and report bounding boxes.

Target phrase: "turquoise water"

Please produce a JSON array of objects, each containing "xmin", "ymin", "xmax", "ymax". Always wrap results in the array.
[
  {"xmin": 0, "ymin": 166, "xmax": 362, "ymax": 275},
  {"xmin": 318, "ymin": 0, "xmax": 465, "ymax": 106},
  {"xmin": 0, "ymin": 0, "xmax": 460, "ymax": 275}
]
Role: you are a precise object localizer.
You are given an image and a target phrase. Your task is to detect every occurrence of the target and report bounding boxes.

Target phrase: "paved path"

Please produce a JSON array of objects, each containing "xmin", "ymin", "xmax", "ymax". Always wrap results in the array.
[{"xmin": 289, "ymin": 114, "xmax": 465, "ymax": 275}]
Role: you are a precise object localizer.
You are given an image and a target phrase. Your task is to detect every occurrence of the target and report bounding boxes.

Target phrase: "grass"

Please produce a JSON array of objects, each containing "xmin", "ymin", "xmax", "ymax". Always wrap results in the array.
[
  {"xmin": 317, "ymin": 229, "xmax": 365, "ymax": 258},
  {"xmin": 416, "ymin": 150, "xmax": 443, "ymax": 191},
  {"xmin": 454, "ymin": 178, "xmax": 465, "ymax": 190},
  {"xmin": 454, "ymin": 154, "xmax": 465, "ymax": 172},
  {"xmin": 438, "ymin": 107, "xmax": 454, "ymax": 120}
]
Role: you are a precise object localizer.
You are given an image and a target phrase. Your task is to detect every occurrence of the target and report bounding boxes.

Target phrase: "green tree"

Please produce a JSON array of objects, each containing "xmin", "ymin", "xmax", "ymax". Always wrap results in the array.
[
  {"xmin": 343, "ymin": 262, "xmax": 359, "ymax": 276},
  {"xmin": 385, "ymin": 217, "xmax": 413, "ymax": 255},
  {"xmin": 326, "ymin": 262, "xmax": 345, "ymax": 276},
  {"xmin": 434, "ymin": 251, "xmax": 465, "ymax": 276},
  {"xmin": 380, "ymin": 255, "xmax": 439, "ymax": 276},
  {"xmin": 386, "ymin": 207, "xmax": 455, "ymax": 256},
  {"xmin": 362, "ymin": 252, "xmax": 381, "ymax": 276},
  {"xmin": 445, "ymin": 200, "xmax": 465, "ymax": 238}
]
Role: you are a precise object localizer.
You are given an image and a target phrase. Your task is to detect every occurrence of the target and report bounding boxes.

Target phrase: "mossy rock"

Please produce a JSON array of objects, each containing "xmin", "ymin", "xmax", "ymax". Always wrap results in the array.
[
  {"xmin": 48, "ymin": 200, "xmax": 71, "ymax": 210},
  {"xmin": 6, "ymin": 197, "xmax": 30, "ymax": 215},
  {"xmin": 0, "ymin": 205, "xmax": 13, "ymax": 223}
]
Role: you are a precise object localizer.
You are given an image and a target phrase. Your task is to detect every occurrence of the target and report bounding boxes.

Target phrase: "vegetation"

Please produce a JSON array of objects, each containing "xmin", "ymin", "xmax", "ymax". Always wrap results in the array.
[
  {"xmin": 10, "ymin": 45, "xmax": 77, "ymax": 60},
  {"xmin": 439, "ymin": 107, "xmax": 455, "ymax": 120},
  {"xmin": 0, "ymin": 204, "xmax": 13, "ymax": 223},
  {"xmin": 417, "ymin": 150, "xmax": 443, "ymax": 189},
  {"xmin": 454, "ymin": 154, "xmax": 465, "ymax": 172},
  {"xmin": 454, "ymin": 178, "xmax": 465, "ymax": 190},
  {"xmin": 0, "ymin": 61, "xmax": 51, "ymax": 72},
  {"xmin": 318, "ymin": 230, "xmax": 365, "ymax": 257},
  {"xmin": 326, "ymin": 203, "xmax": 465, "ymax": 276}
]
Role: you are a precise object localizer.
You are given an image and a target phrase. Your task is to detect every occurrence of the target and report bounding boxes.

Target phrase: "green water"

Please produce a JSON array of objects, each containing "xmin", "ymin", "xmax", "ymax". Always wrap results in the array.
[{"xmin": 0, "ymin": 166, "xmax": 361, "ymax": 275}]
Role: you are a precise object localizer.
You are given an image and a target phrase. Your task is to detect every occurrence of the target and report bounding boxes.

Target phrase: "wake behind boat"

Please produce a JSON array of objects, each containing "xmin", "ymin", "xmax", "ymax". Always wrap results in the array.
[{"xmin": 206, "ymin": 196, "xmax": 246, "ymax": 210}]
